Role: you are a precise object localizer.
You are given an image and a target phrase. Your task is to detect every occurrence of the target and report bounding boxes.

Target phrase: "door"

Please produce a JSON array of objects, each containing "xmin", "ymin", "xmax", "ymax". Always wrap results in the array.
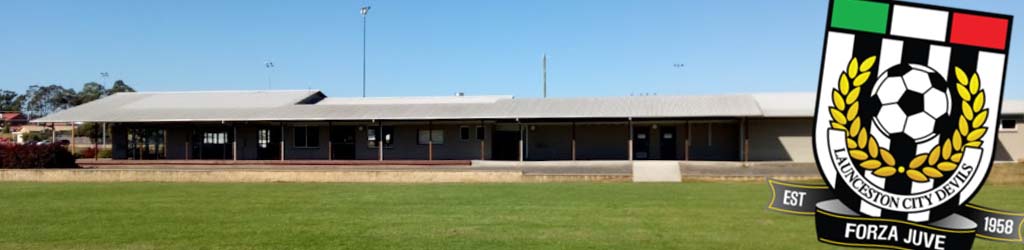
[
  {"xmin": 127, "ymin": 128, "xmax": 165, "ymax": 160},
  {"xmin": 256, "ymin": 128, "xmax": 281, "ymax": 160},
  {"xmin": 331, "ymin": 126, "xmax": 356, "ymax": 160},
  {"xmin": 633, "ymin": 127, "xmax": 650, "ymax": 159},
  {"xmin": 660, "ymin": 126, "xmax": 678, "ymax": 160},
  {"xmin": 689, "ymin": 123, "xmax": 739, "ymax": 161},
  {"xmin": 492, "ymin": 130, "xmax": 520, "ymax": 160}
]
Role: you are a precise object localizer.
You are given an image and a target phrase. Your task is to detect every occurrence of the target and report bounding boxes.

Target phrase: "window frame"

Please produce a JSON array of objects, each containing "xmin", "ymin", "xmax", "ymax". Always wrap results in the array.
[
  {"xmin": 1000, "ymin": 119, "xmax": 1018, "ymax": 132},
  {"xmin": 459, "ymin": 126, "xmax": 471, "ymax": 141},
  {"xmin": 203, "ymin": 132, "xmax": 228, "ymax": 145},
  {"xmin": 258, "ymin": 129, "xmax": 271, "ymax": 149},
  {"xmin": 418, "ymin": 129, "xmax": 445, "ymax": 145},
  {"xmin": 368, "ymin": 126, "xmax": 395, "ymax": 148},
  {"xmin": 476, "ymin": 126, "xmax": 485, "ymax": 140},
  {"xmin": 293, "ymin": 126, "xmax": 320, "ymax": 148}
]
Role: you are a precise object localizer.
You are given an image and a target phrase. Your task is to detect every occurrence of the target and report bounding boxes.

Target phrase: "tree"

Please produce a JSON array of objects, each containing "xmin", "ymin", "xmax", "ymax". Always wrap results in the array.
[
  {"xmin": 22, "ymin": 130, "xmax": 52, "ymax": 143},
  {"xmin": 23, "ymin": 85, "xmax": 77, "ymax": 118},
  {"xmin": 19, "ymin": 80, "xmax": 135, "ymax": 118},
  {"xmin": 0, "ymin": 90, "xmax": 24, "ymax": 112},
  {"xmin": 77, "ymin": 82, "xmax": 107, "ymax": 105},
  {"xmin": 78, "ymin": 80, "xmax": 133, "ymax": 143},
  {"xmin": 107, "ymin": 80, "xmax": 135, "ymax": 95}
]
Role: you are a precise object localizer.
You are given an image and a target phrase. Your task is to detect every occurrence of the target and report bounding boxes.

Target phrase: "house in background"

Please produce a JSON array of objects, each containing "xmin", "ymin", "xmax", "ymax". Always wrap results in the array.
[
  {"xmin": 1, "ymin": 111, "xmax": 28, "ymax": 131},
  {"xmin": 29, "ymin": 90, "xmax": 1024, "ymax": 163}
]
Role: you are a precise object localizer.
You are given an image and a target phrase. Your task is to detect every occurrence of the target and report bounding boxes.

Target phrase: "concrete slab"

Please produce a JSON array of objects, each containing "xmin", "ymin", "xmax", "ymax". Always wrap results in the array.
[
  {"xmin": 632, "ymin": 161, "xmax": 681, "ymax": 182},
  {"xmin": 471, "ymin": 160, "xmax": 632, "ymax": 175}
]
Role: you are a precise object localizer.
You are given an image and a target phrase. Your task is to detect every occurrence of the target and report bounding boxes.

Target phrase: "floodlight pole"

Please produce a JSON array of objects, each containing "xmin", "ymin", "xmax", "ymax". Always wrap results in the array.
[
  {"xmin": 543, "ymin": 54, "xmax": 547, "ymax": 98},
  {"xmin": 265, "ymin": 61, "xmax": 274, "ymax": 89},
  {"xmin": 99, "ymin": 72, "xmax": 109, "ymax": 147},
  {"xmin": 361, "ymin": 5, "xmax": 370, "ymax": 97}
]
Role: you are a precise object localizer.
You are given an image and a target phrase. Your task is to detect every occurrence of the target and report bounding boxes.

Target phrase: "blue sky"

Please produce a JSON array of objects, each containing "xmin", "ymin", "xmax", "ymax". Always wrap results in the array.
[{"xmin": 1, "ymin": 0, "xmax": 1021, "ymax": 99}]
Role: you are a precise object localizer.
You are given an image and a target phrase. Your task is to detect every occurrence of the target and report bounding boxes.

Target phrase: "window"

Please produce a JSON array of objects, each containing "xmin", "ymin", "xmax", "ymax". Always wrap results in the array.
[
  {"xmin": 127, "ymin": 128, "xmax": 166, "ymax": 160},
  {"xmin": 258, "ymin": 129, "xmax": 271, "ymax": 149},
  {"xmin": 476, "ymin": 126, "xmax": 485, "ymax": 140},
  {"xmin": 368, "ymin": 126, "xmax": 395, "ymax": 148},
  {"xmin": 419, "ymin": 129, "xmax": 445, "ymax": 145},
  {"xmin": 293, "ymin": 126, "xmax": 320, "ymax": 148},
  {"xmin": 1001, "ymin": 119, "xmax": 1018, "ymax": 131},
  {"xmin": 203, "ymin": 132, "xmax": 227, "ymax": 144},
  {"xmin": 460, "ymin": 127, "xmax": 471, "ymax": 140}
]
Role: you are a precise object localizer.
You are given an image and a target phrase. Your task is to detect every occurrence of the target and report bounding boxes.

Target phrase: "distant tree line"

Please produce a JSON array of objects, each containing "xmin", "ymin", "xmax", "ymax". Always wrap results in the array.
[
  {"xmin": 1, "ymin": 80, "xmax": 135, "ymax": 118},
  {"xmin": 0, "ymin": 80, "xmax": 136, "ymax": 141}
]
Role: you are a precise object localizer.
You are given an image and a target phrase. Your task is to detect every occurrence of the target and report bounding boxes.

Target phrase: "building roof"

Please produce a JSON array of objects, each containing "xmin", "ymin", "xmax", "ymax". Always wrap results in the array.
[
  {"xmin": 33, "ymin": 90, "xmax": 324, "ymax": 123},
  {"xmin": 1004, "ymin": 100, "xmax": 1024, "ymax": 115},
  {"xmin": 506, "ymin": 95, "xmax": 762, "ymax": 119},
  {"xmin": 30, "ymin": 90, "xmax": 1024, "ymax": 123},
  {"xmin": 2, "ymin": 112, "xmax": 27, "ymax": 122},
  {"xmin": 751, "ymin": 92, "xmax": 818, "ymax": 117}
]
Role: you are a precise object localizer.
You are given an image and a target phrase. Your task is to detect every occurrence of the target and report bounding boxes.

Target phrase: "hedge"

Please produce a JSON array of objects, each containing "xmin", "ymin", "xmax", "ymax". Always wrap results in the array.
[
  {"xmin": 0, "ymin": 144, "xmax": 80, "ymax": 169},
  {"xmin": 78, "ymin": 147, "xmax": 113, "ymax": 159}
]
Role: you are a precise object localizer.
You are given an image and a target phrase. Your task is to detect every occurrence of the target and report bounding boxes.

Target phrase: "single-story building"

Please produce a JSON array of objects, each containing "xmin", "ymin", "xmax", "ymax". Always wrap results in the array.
[{"xmin": 30, "ymin": 90, "xmax": 1024, "ymax": 162}]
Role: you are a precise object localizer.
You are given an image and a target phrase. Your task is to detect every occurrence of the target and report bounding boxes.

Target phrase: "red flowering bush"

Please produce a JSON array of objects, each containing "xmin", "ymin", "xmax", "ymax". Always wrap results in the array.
[{"xmin": 0, "ymin": 144, "xmax": 79, "ymax": 169}]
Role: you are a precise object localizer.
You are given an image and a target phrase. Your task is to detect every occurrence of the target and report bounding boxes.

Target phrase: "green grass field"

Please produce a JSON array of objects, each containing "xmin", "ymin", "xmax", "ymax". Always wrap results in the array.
[{"xmin": 0, "ymin": 182, "xmax": 1021, "ymax": 250}]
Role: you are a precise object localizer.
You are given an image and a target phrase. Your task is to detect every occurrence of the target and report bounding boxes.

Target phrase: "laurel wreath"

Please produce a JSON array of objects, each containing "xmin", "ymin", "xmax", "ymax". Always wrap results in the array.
[{"xmin": 830, "ymin": 57, "xmax": 988, "ymax": 183}]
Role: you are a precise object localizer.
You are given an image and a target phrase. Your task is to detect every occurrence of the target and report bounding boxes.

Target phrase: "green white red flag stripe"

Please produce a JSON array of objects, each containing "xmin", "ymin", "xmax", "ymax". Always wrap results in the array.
[{"xmin": 830, "ymin": 0, "xmax": 1011, "ymax": 51}]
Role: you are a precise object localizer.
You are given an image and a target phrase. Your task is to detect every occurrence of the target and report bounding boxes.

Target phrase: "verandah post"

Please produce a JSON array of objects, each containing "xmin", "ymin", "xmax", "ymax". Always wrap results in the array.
[
  {"xmin": 327, "ymin": 121, "xmax": 333, "ymax": 161},
  {"xmin": 377, "ymin": 121, "xmax": 384, "ymax": 161},
  {"xmin": 428, "ymin": 121, "xmax": 433, "ymax": 161},
  {"xmin": 743, "ymin": 118, "xmax": 750, "ymax": 162},
  {"xmin": 627, "ymin": 118, "xmax": 633, "ymax": 161},
  {"xmin": 94, "ymin": 121, "xmax": 100, "ymax": 160},
  {"xmin": 479, "ymin": 120, "xmax": 485, "ymax": 160},
  {"xmin": 571, "ymin": 121, "xmax": 577, "ymax": 161},
  {"xmin": 280, "ymin": 123, "xmax": 285, "ymax": 161},
  {"xmin": 685, "ymin": 122, "xmax": 691, "ymax": 161},
  {"xmin": 70, "ymin": 123, "xmax": 76, "ymax": 155},
  {"xmin": 518, "ymin": 121, "xmax": 523, "ymax": 162},
  {"xmin": 186, "ymin": 126, "xmax": 192, "ymax": 160}
]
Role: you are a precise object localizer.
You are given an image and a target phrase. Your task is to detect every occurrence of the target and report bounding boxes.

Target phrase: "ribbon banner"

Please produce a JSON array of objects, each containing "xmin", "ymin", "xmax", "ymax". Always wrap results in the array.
[
  {"xmin": 767, "ymin": 179, "xmax": 833, "ymax": 215},
  {"xmin": 767, "ymin": 179, "xmax": 1024, "ymax": 248}
]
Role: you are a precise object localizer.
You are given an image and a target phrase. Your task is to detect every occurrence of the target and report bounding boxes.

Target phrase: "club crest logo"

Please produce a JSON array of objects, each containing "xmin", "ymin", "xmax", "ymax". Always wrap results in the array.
[
  {"xmin": 819, "ymin": 56, "xmax": 994, "ymax": 222},
  {"xmin": 798, "ymin": 0, "xmax": 1016, "ymax": 249}
]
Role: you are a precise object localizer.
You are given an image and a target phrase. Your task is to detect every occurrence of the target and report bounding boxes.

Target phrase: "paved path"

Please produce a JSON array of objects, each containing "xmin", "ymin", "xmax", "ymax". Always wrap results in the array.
[{"xmin": 632, "ymin": 161, "xmax": 682, "ymax": 182}]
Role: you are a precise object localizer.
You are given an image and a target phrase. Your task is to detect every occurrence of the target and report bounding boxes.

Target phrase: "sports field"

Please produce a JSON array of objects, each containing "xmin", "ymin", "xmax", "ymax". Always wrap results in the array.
[{"xmin": 0, "ymin": 182, "xmax": 1020, "ymax": 249}]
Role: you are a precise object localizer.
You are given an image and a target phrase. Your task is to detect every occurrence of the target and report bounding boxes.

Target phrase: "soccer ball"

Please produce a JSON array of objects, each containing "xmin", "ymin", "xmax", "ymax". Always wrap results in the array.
[{"xmin": 868, "ymin": 64, "xmax": 952, "ymax": 155}]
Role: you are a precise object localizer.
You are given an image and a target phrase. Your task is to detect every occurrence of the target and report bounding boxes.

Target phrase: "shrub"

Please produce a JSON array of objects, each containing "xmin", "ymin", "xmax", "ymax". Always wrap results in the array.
[
  {"xmin": 98, "ymin": 149, "xmax": 112, "ymax": 159},
  {"xmin": 81, "ymin": 147, "xmax": 99, "ymax": 159},
  {"xmin": 0, "ymin": 144, "xmax": 80, "ymax": 169},
  {"xmin": 77, "ymin": 147, "xmax": 112, "ymax": 159}
]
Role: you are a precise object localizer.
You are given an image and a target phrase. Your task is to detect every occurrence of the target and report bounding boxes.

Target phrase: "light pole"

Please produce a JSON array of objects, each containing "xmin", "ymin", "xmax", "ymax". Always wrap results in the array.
[
  {"xmin": 99, "ymin": 72, "xmax": 109, "ymax": 146},
  {"xmin": 265, "ymin": 61, "xmax": 275, "ymax": 89},
  {"xmin": 542, "ymin": 54, "xmax": 547, "ymax": 98},
  {"xmin": 361, "ymin": 5, "xmax": 370, "ymax": 97}
]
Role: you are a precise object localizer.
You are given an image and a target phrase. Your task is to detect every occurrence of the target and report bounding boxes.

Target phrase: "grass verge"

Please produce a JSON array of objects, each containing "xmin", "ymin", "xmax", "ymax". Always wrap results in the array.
[{"xmin": 0, "ymin": 182, "xmax": 1021, "ymax": 249}]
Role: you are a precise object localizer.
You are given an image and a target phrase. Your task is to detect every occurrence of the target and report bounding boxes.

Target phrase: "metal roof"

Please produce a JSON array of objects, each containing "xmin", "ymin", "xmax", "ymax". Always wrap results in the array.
[
  {"xmin": 752, "ymin": 92, "xmax": 818, "ymax": 117},
  {"xmin": 752, "ymin": 93, "xmax": 1024, "ymax": 118},
  {"xmin": 1004, "ymin": 100, "xmax": 1024, "ymax": 115},
  {"xmin": 507, "ymin": 95, "xmax": 762, "ymax": 119},
  {"xmin": 33, "ymin": 90, "xmax": 323, "ymax": 123},
  {"xmin": 30, "ymin": 90, "xmax": 1024, "ymax": 123}
]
